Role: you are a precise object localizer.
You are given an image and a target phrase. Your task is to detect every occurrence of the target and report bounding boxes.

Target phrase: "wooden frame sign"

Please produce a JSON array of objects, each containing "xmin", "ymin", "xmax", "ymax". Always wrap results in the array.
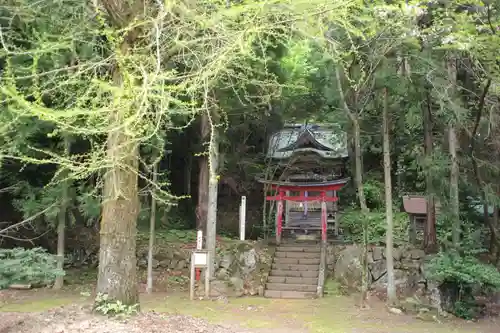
[{"xmin": 190, "ymin": 250, "xmax": 210, "ymax": 300}]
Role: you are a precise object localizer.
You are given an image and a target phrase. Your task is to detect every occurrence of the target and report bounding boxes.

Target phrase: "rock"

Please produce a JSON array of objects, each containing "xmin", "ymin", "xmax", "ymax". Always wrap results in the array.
[
  {"xmin": 428, "ymin": 283, "xmax": 442, "ymax": 312},
  {"xmin": 369, "ymin": 259, "xmax": 386, "ymax": 281},
  {"xmin": 372, "ymin": 269, "xmax": 410, "ymax": 291},
  {"xmin": 258, "ymin": 285, "xmax": 264, "ymax": 296},
  {"xmin": 169, "ymin": 260, "xmax": 178, "ymax": 269},
  {"xmin": 334, "ymin": 245, "xmax": 366, "ymax": 291},
  {"xmin": 399, "ymin": 259, "xmax": 420, "ymax": 270},
  {"xmin": 229, "ymin": 276, "xmax": 244, "ymax": 292},
  {"xmin": 176, "ymin": 260, "xmax": 186, "ymax": 270},
  {"xmin": 389, "ymin": 307, "xmax": 403, "ymax": 315},
  {"xmin": 393, "ymin": 247, "xmax": 403, "ymax": 261},
  {"xmin": 220, "ymin": 254, "xmax": 234, "ymax": 269},
  {"xmin": 205, "ymin": 279, "xmax": 244, "ymax": 298},
  {"xmin": 159, "ymin": 259, "xmax": 170, "ymax": 268},
  {"xmin": 138, "ymin": 259, "xmax": 147, "ymax": 268},
  {"xmin": 372, "ymin": 247, "xmax": 383, "ymax": 261},
  {"xmin": 408, "ymin": 249, "xmax": 425, "ymax": 260},
  {"xmin": 239, "ymin": 249, "xmax": 257, "ymax": 272},
  {"xmin": 216, "ymin": 268, "xmax": 229, "ymax": 280}
]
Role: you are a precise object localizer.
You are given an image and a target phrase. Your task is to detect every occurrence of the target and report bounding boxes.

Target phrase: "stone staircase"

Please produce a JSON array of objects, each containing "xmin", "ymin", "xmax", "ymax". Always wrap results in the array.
[{"xmin": 264, "ymin": 242, "xmax": 321, "ymax": 299}]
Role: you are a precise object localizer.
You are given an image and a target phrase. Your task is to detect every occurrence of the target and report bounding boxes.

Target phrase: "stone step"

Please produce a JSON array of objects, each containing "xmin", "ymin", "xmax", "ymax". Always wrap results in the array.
[
  {"xmin": 275, "ymin": 251, "xmax": 319, "ymax": 259},
  {"xmin": 266, "ymin": 283, "xmax": 317, "ymax": 292},
  {"xmin": 274, "ymin": 258, "xmax": 320, "ymax": 265},
  {"xmin": 279, "ymin": 241, "xmax": 319, "ymax": 247},
  {"xmin": 270, "ymin": 269, "xmax": 319, "ymax": 278},
  {"xmin": 264, "ymin": 290, "xmax": 317, "ymax": 299},
  {"xmin": 268, "ymin": 276, "xmax": 318, "ymax": 285},
  {"xmin": 272, "ymin": 263, "xmax": 319, "ymax": 271},
  {"xmin": 276, "ymin": 246, "xmax": 321, "ymax": 253}
]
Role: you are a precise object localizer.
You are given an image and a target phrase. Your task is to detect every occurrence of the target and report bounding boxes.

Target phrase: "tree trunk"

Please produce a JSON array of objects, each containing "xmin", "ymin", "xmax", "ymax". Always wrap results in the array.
[
  {"xmin": 335, "ymin": 66, "xmax": 368, "ymax": 213},
  {"xmin": 53, "ymin": 136, "xmax": 70, "ymax": 290},
  {"xmin": 146, "ymin": 161, "xmax": 158, "ymax": 294},
  {"xmin": 383, "ymin": 88, "xmax": 396, "ymax": 305},
  {"xmin": 447, "ymin": 54, "xmax": 460, "ymax": 247},
  {"xmin": 449, "ymin": 124, "xmax": 460, "ymax": 246},
  {"xmin": 206, "ymin": 127, "xmax": 219, "ymax": 277},
  {"xmin": 423, "ymin": 90, "xmax": 437, "ymax": 253},
  {"xmin": 197, "ymin": 113, "xmax": 210, "ymax": 232},
  {"xmin": 96, "ymin": 60, "xmax": 140, "ymax": 305},
  {"xmin": 353, "ymin": 116, "xmax": 368, "ymax": 213}
]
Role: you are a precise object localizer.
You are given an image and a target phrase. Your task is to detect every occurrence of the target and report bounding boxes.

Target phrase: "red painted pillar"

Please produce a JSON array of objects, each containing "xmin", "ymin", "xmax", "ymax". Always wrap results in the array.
[
  {"xmin": 276, "ymin": 190, "xmax": 284, "ymax": 244},
  {"xmin": 320, "ymin": 191, "xmax": 327, "ymax": 242}
]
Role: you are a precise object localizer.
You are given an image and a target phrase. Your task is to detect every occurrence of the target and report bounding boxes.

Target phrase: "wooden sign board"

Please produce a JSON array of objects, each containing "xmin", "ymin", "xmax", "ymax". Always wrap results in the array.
[{"xmin": 190, "ymin": 250, "xmax": 210, "ymax": 300}]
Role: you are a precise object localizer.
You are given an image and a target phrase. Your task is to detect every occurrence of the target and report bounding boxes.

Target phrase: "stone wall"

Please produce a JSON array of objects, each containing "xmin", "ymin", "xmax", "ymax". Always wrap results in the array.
[
  {"xmin": 330, "ymin": 244, "xmax": 438, "ymax": 306},
  {"xmin": 137, "ymin": 240, "xmax": 274, "ymax": 297}
]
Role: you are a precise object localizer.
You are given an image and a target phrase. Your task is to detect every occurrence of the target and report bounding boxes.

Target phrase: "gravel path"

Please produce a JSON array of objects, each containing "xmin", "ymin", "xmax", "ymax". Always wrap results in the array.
[{"xmin": 0, "ymin": 306, "xmax": 306, "ymax": 333}]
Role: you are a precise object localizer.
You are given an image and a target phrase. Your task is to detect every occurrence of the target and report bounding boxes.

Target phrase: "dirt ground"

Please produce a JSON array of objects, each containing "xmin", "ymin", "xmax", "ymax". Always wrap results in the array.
[{"xmin": 0, "ymin": 288, "xmax": 499, "ymax": 333}]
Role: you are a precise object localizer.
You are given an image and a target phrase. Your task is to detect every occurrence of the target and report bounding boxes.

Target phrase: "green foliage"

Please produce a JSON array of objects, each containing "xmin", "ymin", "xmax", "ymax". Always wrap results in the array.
[
  {"xmin": 425, "ymin": 252, "xmax": 500, "ymax": 290},
  {"xmin": 94, "ymin": 293, "xmax": 139, "ymax": 317},
  {"xmin": 453, "ymin": 300, "xmax": 478, "ymax": 321},
  {"xmin": 425, "ymin": 251, "xmax": 500, "ymax": 319},
  {"xmin": 0, "ymin": 248, "xmax": 64, "ymax": 289},
  {"xmin": 341, "ymin": 209, "xmax": 409, "ymax": 245}
]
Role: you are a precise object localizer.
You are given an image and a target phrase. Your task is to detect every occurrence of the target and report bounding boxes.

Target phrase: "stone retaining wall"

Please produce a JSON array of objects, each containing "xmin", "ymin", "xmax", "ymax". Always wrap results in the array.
[
  {"xmin": 330, "ymin": 244, "xmax": 439, "ymax": 307},
  {"xmin": 137, "ymin": 241, "xmax": 274, "ymax": 297}
]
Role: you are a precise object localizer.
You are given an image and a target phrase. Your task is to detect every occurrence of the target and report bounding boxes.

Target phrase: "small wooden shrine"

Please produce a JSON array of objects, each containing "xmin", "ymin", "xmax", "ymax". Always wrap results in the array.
[
  {"xmin": 401, "ymin": 195, "xmax": 441, "ymax": 245},
  {"xmin": 258, "ymin": 123, "xmax": 349, "ymax": 243}
]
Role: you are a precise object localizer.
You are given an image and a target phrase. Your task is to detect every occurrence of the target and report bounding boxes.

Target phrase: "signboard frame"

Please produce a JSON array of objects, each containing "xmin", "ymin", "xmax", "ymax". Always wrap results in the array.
[{"xmin": 189, "ymin": 250, "xmax": 210, "ymax": 300}]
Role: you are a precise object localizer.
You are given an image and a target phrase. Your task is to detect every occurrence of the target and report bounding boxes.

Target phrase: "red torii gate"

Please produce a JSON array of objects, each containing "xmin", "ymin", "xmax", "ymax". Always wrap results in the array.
[{"xmin": 260, "ymin": 178, "xmax": 349, "ymax": 244}]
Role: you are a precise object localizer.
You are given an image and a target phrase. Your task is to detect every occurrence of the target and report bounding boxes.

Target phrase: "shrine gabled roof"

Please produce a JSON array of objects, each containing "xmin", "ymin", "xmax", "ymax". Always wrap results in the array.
[
  {"xmin": 267, "ymin": 124, "xmax": 348, "ymax": 160},
  {"xmin": 277, "ymin": 128, "xmax": 333, "ymax": 152}
]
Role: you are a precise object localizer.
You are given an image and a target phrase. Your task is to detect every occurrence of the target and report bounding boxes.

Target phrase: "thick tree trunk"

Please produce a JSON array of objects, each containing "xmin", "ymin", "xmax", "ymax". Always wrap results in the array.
[
  {"xmin": 423, "ymin": 90, "xmax": 437, "ymax": 253},
  {"xmin": 95, "ymin": 0, "xmax": 143, "ymax": 306},
  {"xmin": 197, "ymin": 113, "xmax": 210, "ymax": 232},
  {"xmin": 97, "ymin": 124, "xmax": 139, "ymax": 305},
  {"xmin": 383, "ymin": 88, "xmax": 396, "ymax": 305},
  {"xmin": 53, "ymin": 137, "xmax": 70, "ymax": 290}
]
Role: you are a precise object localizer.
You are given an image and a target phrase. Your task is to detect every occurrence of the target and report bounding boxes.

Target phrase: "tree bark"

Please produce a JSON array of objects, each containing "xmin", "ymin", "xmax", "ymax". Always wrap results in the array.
[
  {"xmin": 335, "ymin": 66, "xmax": 368, "ymax": 213},
  {"xmin": 423, "ymin": 89, "xmax": 437, "ymax": 253},
  {"xmin": 449, "ymin": 124, "xmax": 460, "ymax": 246},
  {"xmin": 97, "ymin": 116, "xmax": 140, "ymax": 305},
  {"xmin": 146, "ymin": 161, "xmax": 158, "ymax": 294},
  {"xmin": 96, "ymin": 50, "xmax": 140, "ymax": 304},
  {"xmin": 197, "ymin": 113, "xmax": 210, "ymax": 232},
  {"xmin": 447, "ymin": 54, "xmax": 460, "ymax": 247},
  {"xmin": 206, "ymin": 126, "xmax": 219, "ymax": 277},
  {"xmin": 383, "ymin": 88, "xmax": 396, "ymax": 305},
  {"xmin": 352, "ymin": 116, "xmax": 368, "ymax": 213},
  {"xmin": 54, "ymin": 136, "xmax": 70, "ymax": 290}
]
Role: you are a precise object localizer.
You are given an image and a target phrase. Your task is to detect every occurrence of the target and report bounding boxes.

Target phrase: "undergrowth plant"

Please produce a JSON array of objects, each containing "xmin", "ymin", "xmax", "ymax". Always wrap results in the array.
[
  {"xmin": 94, "ymin": 293, "xmax": 139, "ymax": 317},
  {"xmin": 0, "ymin": 248, "xmax": 64, "ymax": 289}
]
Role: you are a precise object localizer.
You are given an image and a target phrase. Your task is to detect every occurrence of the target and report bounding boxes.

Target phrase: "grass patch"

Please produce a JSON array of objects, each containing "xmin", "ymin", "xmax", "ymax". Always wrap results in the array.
[{"xmin": 0, "ymin": 294, "xmax": 84, "ymax": 312}]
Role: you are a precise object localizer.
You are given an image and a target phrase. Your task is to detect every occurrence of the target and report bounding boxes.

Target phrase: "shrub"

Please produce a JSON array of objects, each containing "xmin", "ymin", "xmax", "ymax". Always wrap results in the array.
[
  {"xmin": 0, "ymin": 247, "xmax": 64, "ymax": 289},
  {"xmin": 425, "ymin": 251, "xmax": 500, "ymax": 319},
  {"xmin": 341, "ymin": 209, "xmax": 409, "ymax": 245}
]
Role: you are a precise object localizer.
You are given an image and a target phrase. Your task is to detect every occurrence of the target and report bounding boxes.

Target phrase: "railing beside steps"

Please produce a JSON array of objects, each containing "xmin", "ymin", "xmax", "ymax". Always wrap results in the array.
[{"xmin": 316, "ymin": 240, "xmax": 327, "ymax": 297}]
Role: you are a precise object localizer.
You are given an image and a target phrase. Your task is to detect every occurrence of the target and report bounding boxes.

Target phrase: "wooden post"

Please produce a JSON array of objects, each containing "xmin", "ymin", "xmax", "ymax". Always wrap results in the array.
[
  {"xmin": 285, "ymin": 190, "xmax": 290, "ymax": 227},
  {"xmin": 334, "ymin": 191, "xmax": 339, "ymax": 236},
  {"xmin": 409, "ymin": 215, "xmax": 417, "ymax": 245},
  {"xmin": 276, "ymin": 191, "xmax": 284, "ymax": 244},
  {"xmin": 239, "ymin": 196, "xmax": 246, "ymax": 241},
  {"xmin": 321, "ymin": 191, "xmax": 327, "ymax": 243}
]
